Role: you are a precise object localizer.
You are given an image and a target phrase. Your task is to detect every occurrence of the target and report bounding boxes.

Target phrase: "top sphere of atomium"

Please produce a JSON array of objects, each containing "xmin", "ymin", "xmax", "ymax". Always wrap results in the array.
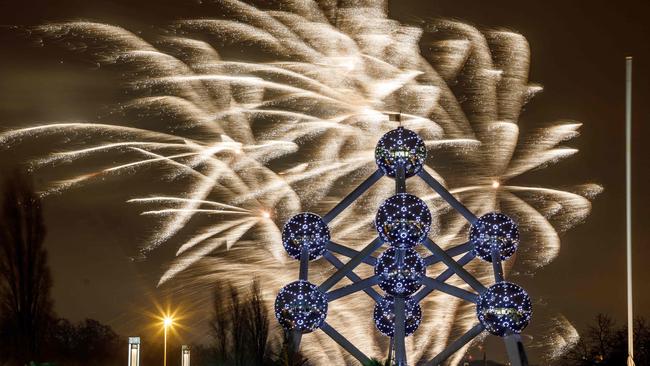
[
  {"xmin": 476, "ymin": 282, "xmax": 532, "ymax": 337},
  {"xmin": 375, "ymin": 193, "xmax": 432, "ymax": 248},
  {"xmin": 470, "ymin": 212, "xmax": 519, "ymax": 262},
  {"xmin": 282, "ymin": 213, "xmax": 330, "ymax": 260},
  {"xmin": 375, "ymin": 127, "xmax": 427, "ymax": 178},
  {"xmin": 275, "ymin": 280, "xmax": 328, "ymax": 334}
]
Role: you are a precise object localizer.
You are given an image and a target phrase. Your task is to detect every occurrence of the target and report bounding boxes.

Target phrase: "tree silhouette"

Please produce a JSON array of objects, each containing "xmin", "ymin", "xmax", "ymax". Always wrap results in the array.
[
  {"xmin": 47, "ymin": 318, "xmax": 123, "ymax": 366},
  {"xmin": 560, "ymin": 314, "xmax": 650, "ymax": 365},
  {"xmin": 229, "ymin": 285, "xmax": 247, "ymax": 366},
  {"xmin": 246, "ymin": 279, "xmax": 269, "ymax": 365},
  {"xmin": 210, "ymin": 279, "xmax": 278, "ymax": 365},
  {"xmin": 210, "ymin": 282, "xmax": 231, "ymax": 364},
  {"xmin": 270, "ymin": 331, "xmax": 307, "ymax": 366},
  {"xmin": 0, "ymin": 170, "xmax": 54, "ymax": 365}
]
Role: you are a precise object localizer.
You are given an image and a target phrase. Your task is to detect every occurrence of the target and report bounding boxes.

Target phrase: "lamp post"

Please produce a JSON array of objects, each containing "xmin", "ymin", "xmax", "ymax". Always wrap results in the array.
[
  {"xmin": 625, "ymin": 56, "xmax": 635, "ymax": 366},
  {"xmin": 163, "ymin": 316, "xmax": 174, "ymax": 366}
]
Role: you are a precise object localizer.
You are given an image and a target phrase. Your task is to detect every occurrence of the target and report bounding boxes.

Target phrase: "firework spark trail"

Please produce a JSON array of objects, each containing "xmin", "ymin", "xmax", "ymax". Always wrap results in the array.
[{"xmin": 1, "ymin": 0, "xmax": 603, "ymax": 364}]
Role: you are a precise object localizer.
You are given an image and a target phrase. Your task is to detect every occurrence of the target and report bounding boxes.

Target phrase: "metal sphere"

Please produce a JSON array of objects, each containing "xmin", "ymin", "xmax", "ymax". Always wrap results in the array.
[
  {"xmin": 375, "ymin": 247, "xmax": 425, "ymax": 296},
  {"xmin": 373, "ymin": 295, "xmax": 422, "ymax": 337},
  {"xmin": 476, "ymin": 282, "xmax": 532, "ymax": 337},
  {"xmin": 470, "ymin": 212, "xmax": 519, "ymax": 262},
  {"xmin": 375, "ymin": 193, "xmax": 431, "ymax": 248},
  {"xmin": 275, "ymin": 280, "xmax": 328, "ymax": 334},
  {"xmin": 282, "ymin": 212, "xmax": 330, "ymax": 260},
  {"xmin": 375, "ymin": 127, "xmax": 427, "ymax": 178}
]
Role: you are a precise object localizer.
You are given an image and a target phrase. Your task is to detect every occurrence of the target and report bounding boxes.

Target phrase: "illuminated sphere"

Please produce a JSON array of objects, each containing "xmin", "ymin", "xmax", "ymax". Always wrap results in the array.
[
  {"xmin": 476, "ymin": 282, "xmax": 532, "ymax": 337},
  {"xmin": 375, "ymin": 247, "xmax": 425, "ymax": 296},
  {"xmin": 275, "ymin": 280, "xmax": 328, "ymax": 334},
  {"xmin": 470, "ymin": 212, "xmax": 519, "ymax": 262},
  {"xmin": 373, "ymin": 295, "xmax": 422, "ymax": 337},
  {"xmin": 375, "ymin": 193, "xmax": 431, "ymax": 248},
  {"xmin": 282, "ymin": 213, "xmax": 330, "ymax": 260},
  {"xmin": 375, "ymin": 127, "xmax": 426, "ymax": 178}
]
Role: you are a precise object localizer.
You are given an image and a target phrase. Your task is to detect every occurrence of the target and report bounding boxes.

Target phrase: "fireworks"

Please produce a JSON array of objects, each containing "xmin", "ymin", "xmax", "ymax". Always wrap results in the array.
[{"xmin": 1, "ymin": 0, "xmax": 601, "ymax": 364}]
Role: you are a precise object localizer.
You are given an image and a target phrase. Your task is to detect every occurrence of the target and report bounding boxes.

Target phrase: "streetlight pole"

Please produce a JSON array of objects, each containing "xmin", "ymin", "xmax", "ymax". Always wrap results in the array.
[
  {"xmin": 625, "ymin": 56, "xmax": 635, "ymax": 366},
  {"xmin": 163, "ymin": 317, "xmax": 173, "ymax": 366}
]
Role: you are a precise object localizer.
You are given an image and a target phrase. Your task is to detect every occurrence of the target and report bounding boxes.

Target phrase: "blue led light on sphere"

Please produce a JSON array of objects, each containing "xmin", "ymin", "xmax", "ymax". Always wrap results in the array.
[
  {"xmin": 470, "ymin": 212, "xmax": 519, "ymax": 262},
  {"xmin": 373, "ymin": 295, "xmax": 422, "ymax": 337},
  {"xmin": 476, "ymin": 282, "xmax": 532, "ymax": 337},
  {"xmin": 375, "ymin": 193, "xmax": 431, "ymax": 248},
  {"xmin": 375, "ymin": 247, "xmax": 425, "ymax": 296},
  {"xmin": 282, "ymin": 212, "xmax": 330, "ymax": 260},
  {"xmin": 275, "ymin": 280, "xmax": 328, "ymax": 334},
  {"xmin": 375, "ymin": 127, "xmax": 427, "ymax": 178}
]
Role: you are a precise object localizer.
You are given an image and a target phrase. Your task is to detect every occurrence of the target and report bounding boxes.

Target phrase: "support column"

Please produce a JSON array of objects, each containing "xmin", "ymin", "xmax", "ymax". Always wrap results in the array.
[
  {"xmin": 321, "ymin": 322, "xmax": 371, "ymax": 365},
  {"xmin": 323, "ymin": 170, "xmax": 384, "ymax": 223},
  {"xmin": 490, "ymin": 245, "xmax": 504, "ymax": 283},
  {"xmin": 417, "ymin": 169, "xmax": 477, "ymax": 223},
  {"xmin": 414, "ymin": 252, "xmax": 476, "ymax": 303},
  {"xmin": 394, "ymin": 296, "xmax": 407, "ymax": 365},
  {"xmin": 299, "ymin": 245, "xmax": 309, "ymax": 281},
  {"xmin": 326, "ymin": 275, "xmax": 381, "ymax": 301},
  {"xmin": 319, "ymin": 237, "xmax": 383, "ymax": 292},
  {"xmin": 396, "ymin": 165, "xmax": 406, "ymax": 194},
  {"xmin": 327, "ymin": 241, "xmax": 377, "ymax": 266},
  {"xmin": 504, "ymin": 334, "xmax": 529, "ymax": 366},
  {"xmin": 323, "ymin": 252, "xmax": 382, "ymax": 302},
  {"xmin": 423, "ymin": 238, "xmax": 486, "ymax": 294},
  {"xmin": 426, "ymin": 323, "xmax": 484, "ymax": 366}
]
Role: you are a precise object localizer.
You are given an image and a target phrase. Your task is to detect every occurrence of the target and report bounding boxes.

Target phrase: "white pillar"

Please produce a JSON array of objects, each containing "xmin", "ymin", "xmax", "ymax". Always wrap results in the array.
[
  {"xmin": 128, "ymin": 337, "xmax": 140, "ymax": 366},
  {"xmin": 182, "ymin": 345, "xmax": 191, "ymax": 366},
  {"xmin": 625, "ymin": 56, "xmax": 636, "ymax": 366}
]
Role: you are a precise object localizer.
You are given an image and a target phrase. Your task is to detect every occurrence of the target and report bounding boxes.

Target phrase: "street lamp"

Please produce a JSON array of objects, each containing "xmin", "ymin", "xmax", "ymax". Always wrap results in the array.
[{"xmin": 163, "ymin": 316, "xmax": 174, "ymax": 366}]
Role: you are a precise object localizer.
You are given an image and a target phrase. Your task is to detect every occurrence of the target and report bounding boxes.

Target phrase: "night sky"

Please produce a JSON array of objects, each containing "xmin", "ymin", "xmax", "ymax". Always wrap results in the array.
[{"xmin": 0, "ymin": 0, "xmax": 649, "ymax": 363}]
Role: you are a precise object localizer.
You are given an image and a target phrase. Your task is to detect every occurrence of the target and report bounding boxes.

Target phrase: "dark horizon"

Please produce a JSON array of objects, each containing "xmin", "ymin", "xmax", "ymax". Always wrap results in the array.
[{"xmin": 1, "ymin": 0, "xmax": 649, "ymax": 364}]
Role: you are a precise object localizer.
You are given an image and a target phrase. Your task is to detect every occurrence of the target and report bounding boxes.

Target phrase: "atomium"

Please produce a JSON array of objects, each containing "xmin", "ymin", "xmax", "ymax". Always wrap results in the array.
[
  {"xmin": 275, "ymin": 280, "xmax": 328, "ymax": 334},
  {"xmin": 373, "ymin": 295, "xmax": 422, "ymax": 337},
  {"xmin": 375, "ymin": 127, "xmax": 427, "ymax": 178},
  {"xmin": 476, "ymin": 282, "xmax": 532, "ymax": 337},
  {"xmin": 276, "ymin": 121, "xmax": 532, "ymax": 365},
  {"xmin": 375, "ymin": 247, "xmax": 425, "ymax": 296},
  {"xmin": 282, "ymin": 212, "xmax": 330, "ymax": 260},
  {"xmin": 470, "ymin": 212, "xmax": 519, "ymax": 262},
  {"xmin": 375, "ymin": 193, "xmax": 432, "ymax": 248}
]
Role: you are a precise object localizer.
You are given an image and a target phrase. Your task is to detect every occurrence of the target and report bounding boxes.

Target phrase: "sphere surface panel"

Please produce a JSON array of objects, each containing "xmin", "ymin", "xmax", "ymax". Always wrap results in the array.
[
  {"xmin": 375, "ymin": 193, "xmax": 432, "ymax": 248},
  {"xmin": 275, "ymin": 280, "xmax": 328, "ymax": 334},
  {"xmin": 476, "ymin": 282, "xmax": 532, "ymax": 337},
  {"xmin": 375, "ymin": 127, "xmax": 426, "ymax": 178},
  {"xmin": 373, "ymin": 295, "xmax": 422, "ymax": 337},
  {"xmin": 282, "ymin": 212, "xmax": 330, "ymax": 260},
  {"xmin": 375, "ymin": 247, "xmax": 425, "ymax": 296},
  {"xmin": 470, "ymin": 212, "xmax": 519, "ymax": 262}
]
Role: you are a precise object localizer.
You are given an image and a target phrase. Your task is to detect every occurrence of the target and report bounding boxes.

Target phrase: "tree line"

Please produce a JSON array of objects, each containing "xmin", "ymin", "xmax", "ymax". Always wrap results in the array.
[{"xmin": 559, "ymin": 313, "xmax": 649, "ymax": 365}]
